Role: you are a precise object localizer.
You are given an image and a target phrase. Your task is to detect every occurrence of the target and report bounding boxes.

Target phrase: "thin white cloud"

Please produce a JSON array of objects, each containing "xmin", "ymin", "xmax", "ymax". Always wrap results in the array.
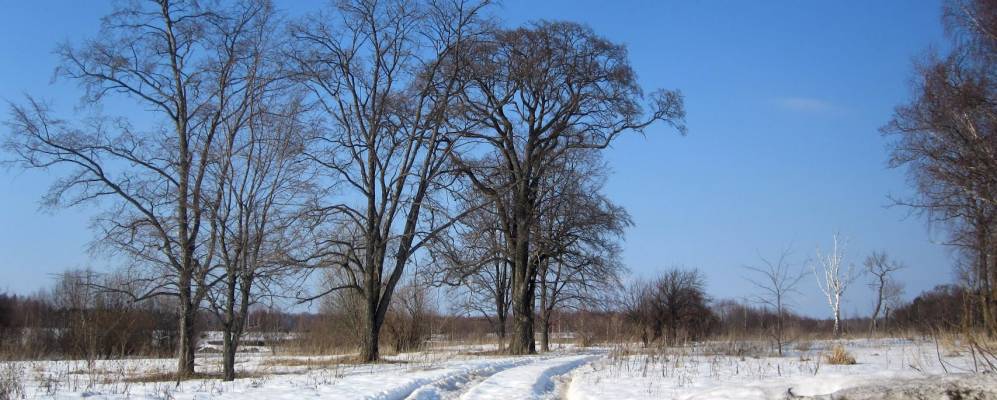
[{"xmin": 775, "ymin": 97, "xmax": 836, "ymax": 113}]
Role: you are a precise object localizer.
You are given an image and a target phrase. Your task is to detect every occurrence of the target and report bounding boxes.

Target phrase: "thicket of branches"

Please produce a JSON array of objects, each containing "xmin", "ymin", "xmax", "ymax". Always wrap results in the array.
[{"xmin": 884, "ymin": 0, "xmax": 997, "ymax": 333}]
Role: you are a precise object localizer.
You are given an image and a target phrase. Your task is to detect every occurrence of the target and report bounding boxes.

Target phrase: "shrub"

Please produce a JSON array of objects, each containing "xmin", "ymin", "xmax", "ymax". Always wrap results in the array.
[
  {"xmin": 0, "ymin": 361, "xmax": 25, "ymax": 400},
  {"xmin": 824, "ymin": 345, "xmax": 856, "ymax": 365}
]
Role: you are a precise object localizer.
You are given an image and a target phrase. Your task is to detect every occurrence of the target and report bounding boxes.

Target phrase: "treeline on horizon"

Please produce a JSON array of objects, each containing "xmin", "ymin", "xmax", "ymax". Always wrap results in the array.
[{"xmin": 0, "ymin": 271, "xmax": 976, "ymax": 360}]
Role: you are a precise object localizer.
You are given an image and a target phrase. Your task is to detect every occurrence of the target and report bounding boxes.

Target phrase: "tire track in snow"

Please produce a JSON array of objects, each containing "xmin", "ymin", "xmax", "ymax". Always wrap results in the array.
[
  {"xmin": 456, "ymin": 354, "xmax": 601, "ymax": 400},
  {"xmin": 402, "ymin": 357, "xmax": 537, "ymax": 400}
]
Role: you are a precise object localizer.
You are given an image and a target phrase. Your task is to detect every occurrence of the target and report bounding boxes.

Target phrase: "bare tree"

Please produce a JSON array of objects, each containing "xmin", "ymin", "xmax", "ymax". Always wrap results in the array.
[
  {"xmin": 744, "ymin": 246, "xmax": 806, "ymax": 355},
  {"xmin": 811, "ymin": 233, "xmax": 861, "ymax": 336},
  {"xmin": 623, "ymin": 268, "xmax": 714, "ymax": 346},
  {"xmin": 451, "ymin": 21, "xmax": 685, "ymax": 354},
  {"xmin": 206, "ymin": 95, "xmax": 315, "ymax": 381},
  {"xmin": 863, "ymin": 251, "xmax": 905, "ymax": 335},
  {"xmin": 429, "ymin": 200, "xmax": 513, "ymax": 347},
  {"xmin": 3, "ymin": 0, "xmax": 277, "ymax": 377},
  {"xmin": 534, "ymin": 151, "xmax": 629, "ymax": 352},
  {"xmin": 288, "ymin": 0, "xmax": 490, "ymax": 362},
  {"xmin": 884, "ymin": 0, "xmax": 997, "ymax": 331},
  {"xmin": 881, "ymin": 279, "xmax": 906, "ymax": 331}
]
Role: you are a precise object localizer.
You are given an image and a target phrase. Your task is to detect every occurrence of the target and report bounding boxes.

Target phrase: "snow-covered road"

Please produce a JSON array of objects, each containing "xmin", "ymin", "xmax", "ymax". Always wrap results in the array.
[
  {"xmin": 14, "ymin": 339, "xmax": 995, "ymax": 399},
  {"xmin": 15, "ymin": 351, "xmax": 603, "ymax": 400}
]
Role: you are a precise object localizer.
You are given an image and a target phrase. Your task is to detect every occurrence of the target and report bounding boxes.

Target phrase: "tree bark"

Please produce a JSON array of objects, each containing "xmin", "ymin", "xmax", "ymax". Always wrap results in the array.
[
  {"xmin": 507, "ymin": 189, "xmax": 536, "ymax": 355},
  {"xmin": 869, "ymin": 279, "xmax": 885, "ymax": 336},
  {"xmin": 222, "ymin": 329, "xmax": 235, "ymax": 381},
  {"xmin": 360, "ymin": 308, "xmax": 383, "ymax": 362},
  {"xmin": 539, "ymin": 273, "xmax": 551, "ymax": 352},
  {"xmin": 177, "ymin": 290, "xmax": 196, "ymax": 378}
]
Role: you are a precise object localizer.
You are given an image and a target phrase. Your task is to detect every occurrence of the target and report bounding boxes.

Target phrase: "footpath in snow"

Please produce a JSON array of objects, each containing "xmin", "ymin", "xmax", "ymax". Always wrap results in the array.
[{"xmin": 458, "ymin": 354, "xmax": 599, "ymax": 400}]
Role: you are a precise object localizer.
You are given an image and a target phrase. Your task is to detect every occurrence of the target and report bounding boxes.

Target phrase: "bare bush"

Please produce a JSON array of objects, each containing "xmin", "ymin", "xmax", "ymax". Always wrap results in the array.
[
  {"xmin": 824, "ymin": 345, "xmax": 857, "ymax": 365},
  {"xmin": 0, "ymin": 361, "xmax": 24, "ymax": 400},
  {"xmin": 624, "ymin": 268, "xmax": 716, "ymax": 346}
]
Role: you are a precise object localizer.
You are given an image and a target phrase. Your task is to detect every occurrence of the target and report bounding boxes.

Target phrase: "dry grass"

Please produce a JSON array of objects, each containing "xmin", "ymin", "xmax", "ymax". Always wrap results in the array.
[
  {"xmin": 260, "ymin": 355, "xmax": 407, "ymax": 368},
  {"xmin": 121, "ymin": 370, "xmax": 272, "ymax": 383},
  {"xmin": 824, "ymin": 345, "xmax": 856, "ymax": 365},
  {"xmin": 0, "ymin": 361, "xmax": 25, "ymax": 400}
]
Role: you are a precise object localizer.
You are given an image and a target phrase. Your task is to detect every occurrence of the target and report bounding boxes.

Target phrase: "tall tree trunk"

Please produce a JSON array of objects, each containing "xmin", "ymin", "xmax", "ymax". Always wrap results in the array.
[
  {"xmin": 539, "ymin": 279, "xmax": 550, "ymax": 352},
  {"xmin": 869, "ymin": 278, "xmax": 885, "ymax": 337},
  {"xmin": 833, "ymin": 306, "xmax": 842, "ymax": 337},
  {"xmin": 177, "ymin": 290, "xmax": 196, "ymax": 378},
  {"xmin": 360, "ymin": 315, "xmax": 383, "ymax": 362},
  {"xmin": 361, "ymin": 289, "xmax": 384, "ymax": 362},
  {"xmin": 508, "ymin": 281, "xmax": 534, "ymax": 355},
  {"xmin": 508, "ymin": 197, "xmax": 536, "ymax": 355},
  {"xmin": 978, "ymin": 225, "xmax": 991, "ymax": 332},
  {"xmin": 497, "ymin": 317, "xmax": 507, "ymax": 349},
  {"xmin": 539, "ymin": 257, "xmax": 550, "ymax": 352},
  {"xmin": 539, "ymin": 308, "xmax": 551, "ymax": 353},
  {"xmin": 775, "ymin": 308, "xmax": 784, "ymax": 356},
  {"xmin": 222, "ymin": 328, "xmax": 235, "ymax": 381},
  {"xmin": 990, "ymin": 239, "xmax": 997, "ymax": 335},
  {"xmin": 496, "ymin": 283, "xmax": 508, "ymax": 351}
]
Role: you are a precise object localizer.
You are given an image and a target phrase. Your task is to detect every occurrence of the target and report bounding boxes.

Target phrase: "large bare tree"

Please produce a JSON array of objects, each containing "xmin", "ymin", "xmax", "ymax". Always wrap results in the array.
[
  {"xmin": 4, "ymin": 0, "xmax": 277, "ymax": 377},
  {"xmin": 206, "ymin": 94, "xmax": 315, "ymax": 381},
  {"xmin": 534, "ymin": 151, "xmax": 629, "ymax": 352},
  {"xmin": 451, "ymin": 21, "xmax": 685, "ymax": 354},
  {"xmin": 884, "ymin": 0, "xmax": 997, "ymax": 331},
  {"xmin": 288, "ymin": 0, "xmax": 489, "ymax": 362}
]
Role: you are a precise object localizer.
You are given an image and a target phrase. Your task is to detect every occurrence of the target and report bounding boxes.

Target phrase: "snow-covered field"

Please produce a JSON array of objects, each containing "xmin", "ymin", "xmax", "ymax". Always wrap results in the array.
[{"xmin": 4, "ymin": 339, "xmax": 996, "ymax": 399}]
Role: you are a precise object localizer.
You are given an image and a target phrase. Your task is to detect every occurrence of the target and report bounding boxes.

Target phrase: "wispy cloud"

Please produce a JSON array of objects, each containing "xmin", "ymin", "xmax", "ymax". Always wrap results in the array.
[{"xmin": 775, "ymin": 97, "xmax": 836, "ymax": 113}]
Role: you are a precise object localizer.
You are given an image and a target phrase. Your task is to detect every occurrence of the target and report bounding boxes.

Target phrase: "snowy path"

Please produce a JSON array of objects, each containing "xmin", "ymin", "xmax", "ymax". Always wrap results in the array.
[
  {"xmin": 241, "ymin": 356, "xmax": 535, "ymax": 400},
  {"xmin": 457, "ymin": 354, "xmax": 600, "ymax": 400}
]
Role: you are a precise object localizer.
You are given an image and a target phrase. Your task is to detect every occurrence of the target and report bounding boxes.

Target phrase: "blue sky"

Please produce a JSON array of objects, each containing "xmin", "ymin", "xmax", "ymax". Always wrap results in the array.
[{"xmin": 0, "ymin": 1, "xmax": 952, "ymax": 318}]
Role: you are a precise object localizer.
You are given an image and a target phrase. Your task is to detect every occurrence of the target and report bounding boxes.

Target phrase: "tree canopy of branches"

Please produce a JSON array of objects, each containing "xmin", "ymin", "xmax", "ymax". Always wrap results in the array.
[
  {"xmin": 451, "ymin": 20, "xmax": 685, "ymax": 354},
  {"xmin": 4, "ymin": 0, "xmax": 279, "ymax": 377},
  {"xmin": 884, "ymin": 0, "xmax": 997, "ymax": 332},
  {"xmin": 288, "ymin": 0, "xmax": 490, "ymax": 361}
]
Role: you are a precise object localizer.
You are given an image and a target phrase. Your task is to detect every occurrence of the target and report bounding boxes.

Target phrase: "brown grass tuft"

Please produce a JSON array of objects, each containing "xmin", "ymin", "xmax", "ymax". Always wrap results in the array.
[{"xmin": 824, "ymin": 345, "xmax": 856, "ymax": 365}]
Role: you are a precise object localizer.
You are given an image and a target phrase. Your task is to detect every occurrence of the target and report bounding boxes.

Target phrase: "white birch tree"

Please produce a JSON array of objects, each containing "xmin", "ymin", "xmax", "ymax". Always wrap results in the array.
[{"xmin": 812, "ymin": 233, "xmax": 861, "ymax": 336}]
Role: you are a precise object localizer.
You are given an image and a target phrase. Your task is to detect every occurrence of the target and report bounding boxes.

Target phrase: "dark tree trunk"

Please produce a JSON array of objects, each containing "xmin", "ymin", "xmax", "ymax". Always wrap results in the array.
[
  {"xmin": 222, "ymin": 329, "xmax": 235, "ymax": 381},
  {"xmin": 508, "ymin": 192, "xmax": 536, "ymax": 355},
  {"xmin": 539, "ymin": 309, "xmax": 551, "ymax": 352},
  {"xmin": 538, "ymin": 268, "xmax": 551, "ymax": 353},
  {"xmin": 360, "ymin": 311, "xmax": 383, "ymax": 362},
  {"xmin": 979, "ymin": 223, "xmax": 992, "ymax": 331},
  {"xmin": 177, "ymin": 291, "xmax": 196, "ymax": 378},
  {"xmin": 361, "ymin": 279, "xmax": 387, "ymax": 362},
  {"xmin": 869, "ymin": 278, "xmax": 885, "ymax": 336}
]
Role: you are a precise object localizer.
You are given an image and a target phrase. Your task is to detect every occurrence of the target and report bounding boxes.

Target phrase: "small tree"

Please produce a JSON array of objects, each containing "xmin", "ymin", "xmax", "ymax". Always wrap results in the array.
[
  {"xmin": 623, "ymin": 268, "xmax": 714, "ymax": 346},
  {"xmin": 812, "ymin": 234, "xmax": 861, "ymax": 337},
  {"xmin": 863, "ymin": 251, "xmax": 905, "ymax": 335},
  {"xmin": 744, "ymin": 246, "xmax": 806, "ymax": 355}
]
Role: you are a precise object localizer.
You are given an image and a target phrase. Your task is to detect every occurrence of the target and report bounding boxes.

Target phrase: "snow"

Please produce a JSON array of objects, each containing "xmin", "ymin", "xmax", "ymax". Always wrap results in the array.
[
  {"xmin": 6, "ymin": 338, "xmax": 993, "ymax": 400},
  {"xmin": 564, "ymin": 338, "xmax": 990, "ymax": 400},
  {"xmin": 458, "ymin": 354, "xmax": 599, "ymax": 400}
]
